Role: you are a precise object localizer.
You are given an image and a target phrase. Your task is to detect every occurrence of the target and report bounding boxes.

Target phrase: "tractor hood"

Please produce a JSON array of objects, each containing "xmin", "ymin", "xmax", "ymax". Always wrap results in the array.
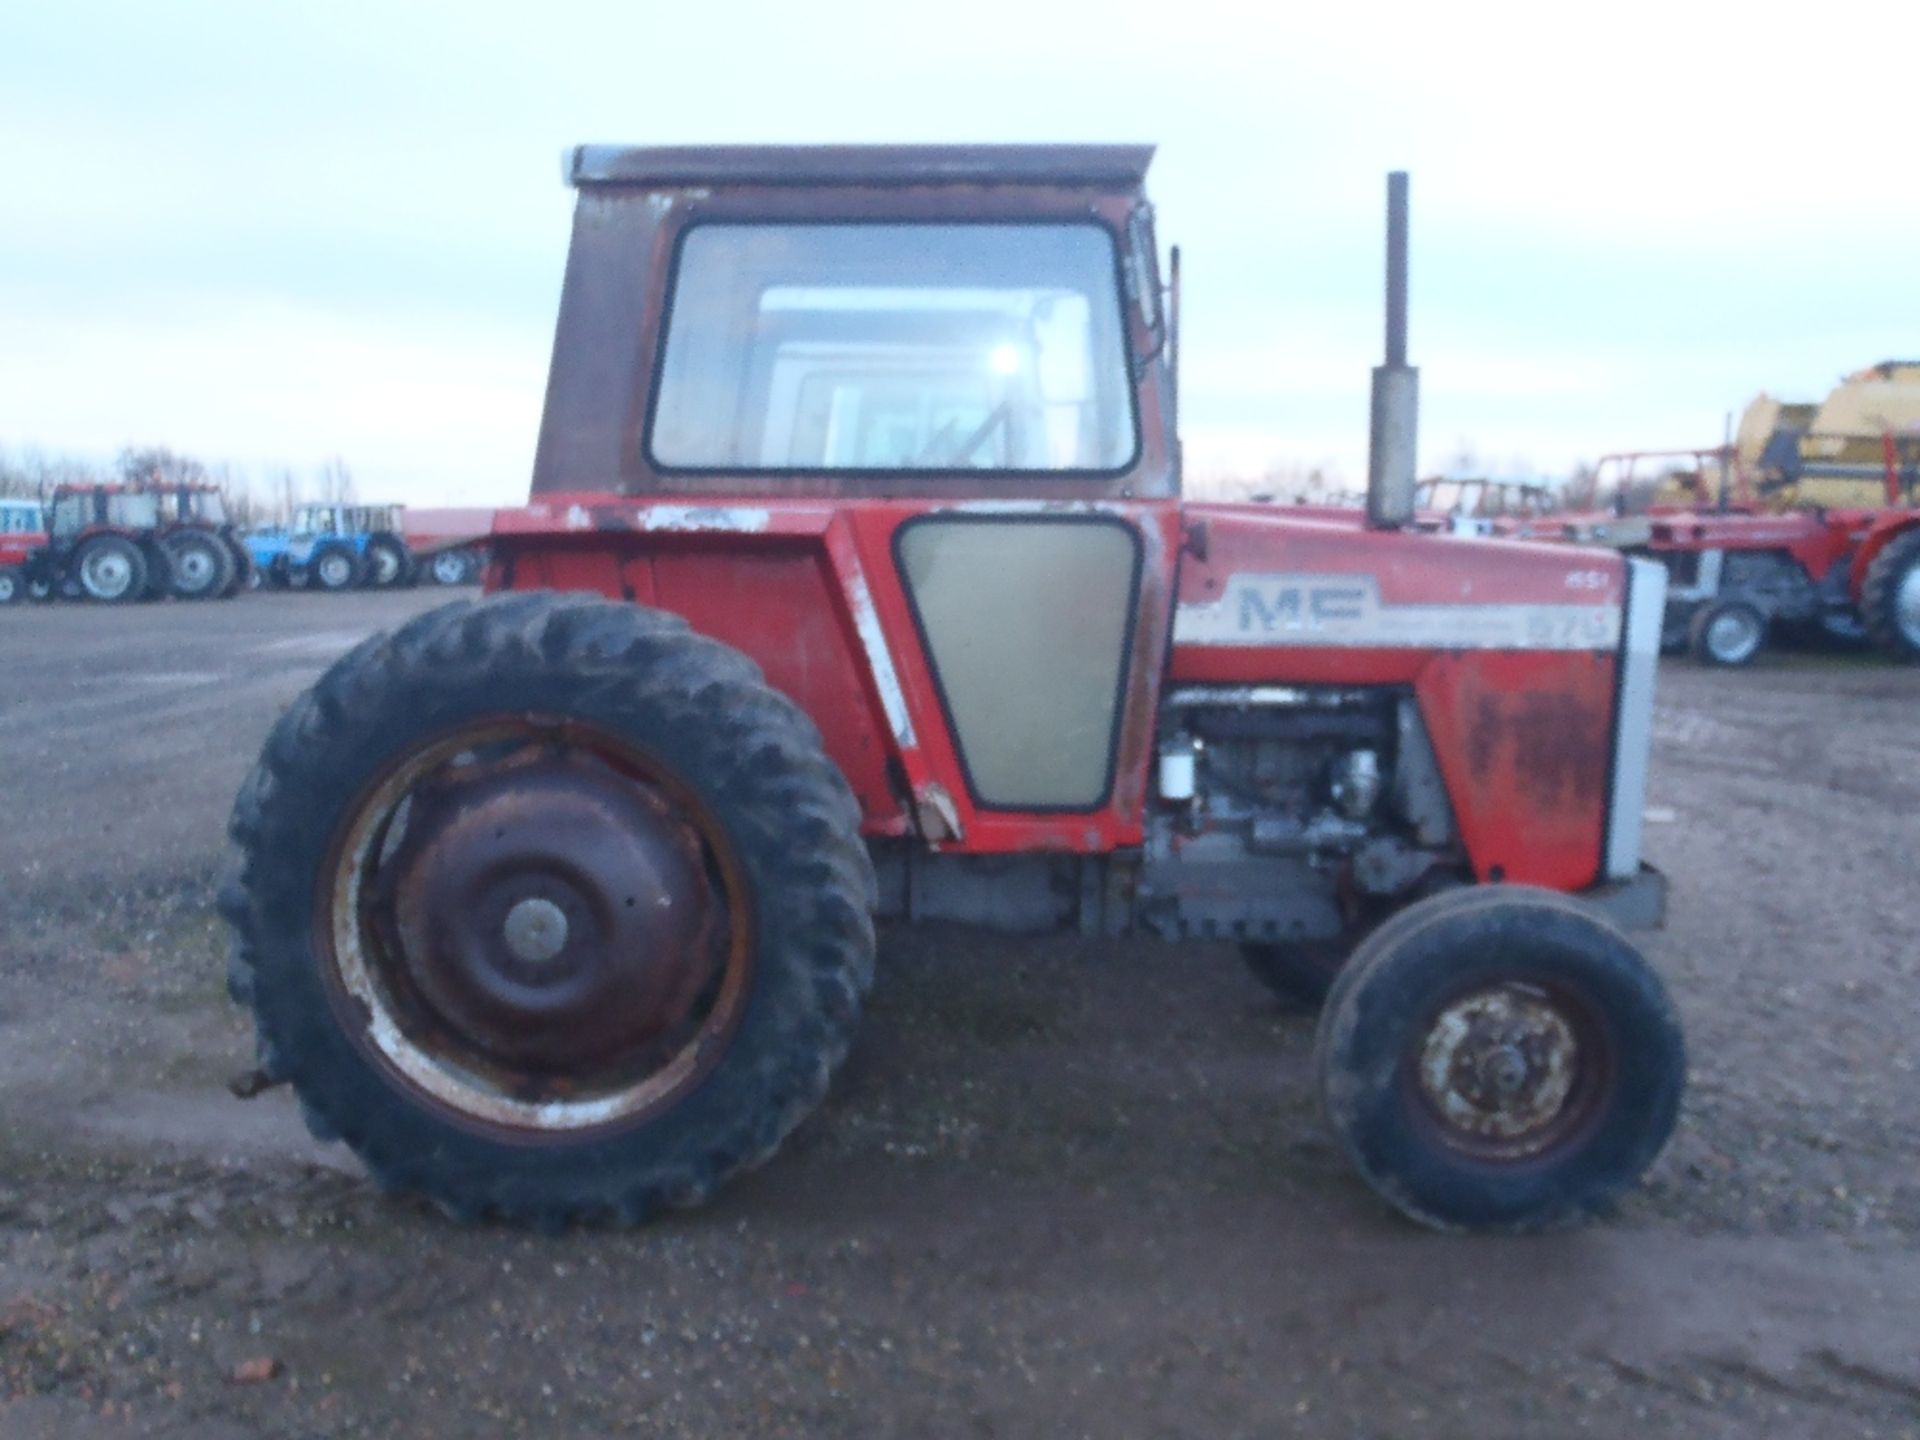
[
  {"xmin": 1173, "ymin": 503, "xmax": 1628, "ymax": 659},
  {"xmin": 1167, "ymin": 502, "xmax": 1667, "ymax": 895}
]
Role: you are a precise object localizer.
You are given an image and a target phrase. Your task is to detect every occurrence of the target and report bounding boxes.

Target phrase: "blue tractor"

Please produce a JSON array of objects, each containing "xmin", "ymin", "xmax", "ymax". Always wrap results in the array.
[{"xmin": 246, "ymin": 503, "xmax": 414, "ymax": 592}]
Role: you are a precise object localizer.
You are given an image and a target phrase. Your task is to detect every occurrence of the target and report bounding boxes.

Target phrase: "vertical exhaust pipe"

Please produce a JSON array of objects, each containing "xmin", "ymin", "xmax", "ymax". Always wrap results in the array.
[{"xmin": 1366, "ymin": 172, "xmax": 1419, "ymax": 530}]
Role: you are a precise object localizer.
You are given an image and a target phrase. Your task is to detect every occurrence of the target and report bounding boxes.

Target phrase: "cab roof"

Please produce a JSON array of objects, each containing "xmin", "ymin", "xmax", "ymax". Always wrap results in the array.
[{"xmin": 565, "ymin": 144, "xmax": 1156, "ymax": 190}]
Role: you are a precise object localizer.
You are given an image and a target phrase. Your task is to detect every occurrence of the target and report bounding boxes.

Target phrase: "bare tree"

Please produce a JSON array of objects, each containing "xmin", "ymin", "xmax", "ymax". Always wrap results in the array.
[
  {"xmin": 316, "ymin": 456, "xmax": 356, "ymax": 504},
  {"xmin": 117, "ymin": 445, "xmax": 211, "ymax": 489},
  {"xmin": 0, "ymin": 445, "xmax": 109, "ymax": 498}
]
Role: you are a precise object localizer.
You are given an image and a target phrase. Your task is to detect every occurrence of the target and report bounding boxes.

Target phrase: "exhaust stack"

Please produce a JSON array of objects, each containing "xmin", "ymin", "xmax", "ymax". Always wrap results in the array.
[{"xmin": 1366, "ymin": 171, "xmax": 1419, "ymax": 530}]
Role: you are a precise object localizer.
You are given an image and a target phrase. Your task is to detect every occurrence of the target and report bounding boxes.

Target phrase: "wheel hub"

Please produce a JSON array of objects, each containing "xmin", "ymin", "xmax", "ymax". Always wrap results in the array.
[
  {"xmin": 177, "ymin": 549, "xmax": 214, "ymax": 589},
  {"xmin": 85, "ymin": 550, "xmax": 132, "ymax": 597},
  {"xmin": 502, "ymin": 897, "xmax": 569, "ymax": 965},
  {"xmin": 1417, "ymin": 984, "xmax": 1581, "ymax": 1151},
  {"xmin": 370, "ymin": 751, "xmax": 727, "ymax": 1081}
]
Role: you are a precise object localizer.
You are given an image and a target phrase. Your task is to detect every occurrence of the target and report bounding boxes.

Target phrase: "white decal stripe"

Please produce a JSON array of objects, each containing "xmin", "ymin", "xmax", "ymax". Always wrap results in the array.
[
  {"xmin": 841, "ymin": 563, "xmax": 917, "ymax": 749},
  {"xmin": 1174, "ymin": 574, "xmax": 1622, "ymax": 652},
  {"xmin": 640, "ymin": 506, "xmax": 772, "ymax": 533}
]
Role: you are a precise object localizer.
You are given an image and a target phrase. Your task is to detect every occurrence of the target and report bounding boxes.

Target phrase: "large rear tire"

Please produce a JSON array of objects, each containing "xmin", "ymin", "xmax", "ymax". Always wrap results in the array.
[
  {"xmin": 164, "ymin": 528, "xmax": 236, "ymax": 600},
  {"xmin": 221, "ymin": 593, "xmax": 876, "ymax": 1227},
  {"xmin": 74, "ymin": 535, "xmax": 148, "ymax": 604},
  {"xmin": 222, "ymin": 536, "xmax": 255, "ymax": 597},
  {"xmin": 363, "ymin": 534, "xmax": 412, "ymax": 589},
  {"xmin": 1314, "ymin": 886, "xmax": 1683, "ymax": 1232},
  {"xmin": 1860, "ymin": 529, "xmax": 1920, "ymax": 661}
]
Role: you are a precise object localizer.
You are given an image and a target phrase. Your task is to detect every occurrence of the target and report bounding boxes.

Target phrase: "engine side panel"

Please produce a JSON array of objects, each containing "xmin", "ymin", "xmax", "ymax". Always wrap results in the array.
[{"xmin": 1171, "ymin": 508, "xmax": 1627, "ymax": 889}]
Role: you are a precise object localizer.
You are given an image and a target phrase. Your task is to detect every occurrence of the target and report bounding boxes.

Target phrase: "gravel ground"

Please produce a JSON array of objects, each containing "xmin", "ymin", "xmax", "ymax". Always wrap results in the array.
[{"xmin": 0, "ymin": 591, "xmax": 1916, "ymax": 1439}]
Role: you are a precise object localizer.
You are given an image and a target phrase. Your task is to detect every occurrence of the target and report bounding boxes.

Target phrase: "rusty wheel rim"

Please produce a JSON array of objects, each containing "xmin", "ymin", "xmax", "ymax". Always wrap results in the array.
[
  {"xmin": 1408, "ymin": 980, "xmax": 1612, "ymax": 1162},
  {"xmin": 320, "ymin": 717, "xmax": 753, "ymax": 1142}
]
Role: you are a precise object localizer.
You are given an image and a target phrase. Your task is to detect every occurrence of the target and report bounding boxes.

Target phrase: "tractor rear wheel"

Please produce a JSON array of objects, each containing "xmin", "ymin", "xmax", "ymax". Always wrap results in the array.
[
  {"xmin": 364, "ymin": 535, "xmax": 412, "ymax": 589},
  {"xmin": 1314, "ymin": 885, "xmax": 1683, "ymax": 1232},
  {"xmin": 222, "ymin": 536, "xmax": 255, "ymax": 597},
  {"xmin": 165, "ymin": 528, "xmax": 235, "ymax": 600},
  {"xmin": 1860, "ymin": 529, "xmax": 1920, "ymax": 660},
  {"xmin": 222, "ymin": 593, "xmax": 876, "ymax": 1227},
  {"xmin": 75, "ymin": 535, "xmax": 148, "ymax": 604},
  {"xmin": 1687, "ymin": 599, "xmax": 1767, "ymax": 666}
]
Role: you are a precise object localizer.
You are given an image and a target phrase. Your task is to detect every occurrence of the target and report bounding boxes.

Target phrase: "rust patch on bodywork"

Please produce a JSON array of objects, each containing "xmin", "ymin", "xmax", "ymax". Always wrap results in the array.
[{"xmin": 1465, "ymin": 690, "xmax": 1609, "ymax": 811}]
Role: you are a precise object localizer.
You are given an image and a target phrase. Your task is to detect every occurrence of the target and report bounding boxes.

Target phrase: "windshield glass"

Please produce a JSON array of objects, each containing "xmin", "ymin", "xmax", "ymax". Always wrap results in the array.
[
  {"xmin": 0, "ymin": 503, "xmax": 41, "ymax": 534},
  {"xmin": 649, "ymin": 223, "xmax": 1138, "ymax": 474},
  {"xmin": 107, "ymin": 493, "xmax": 160, "ymax": 529},
  {"xmin": 50, "ymin": 495, "xmax": 91, "ymax": 536}
]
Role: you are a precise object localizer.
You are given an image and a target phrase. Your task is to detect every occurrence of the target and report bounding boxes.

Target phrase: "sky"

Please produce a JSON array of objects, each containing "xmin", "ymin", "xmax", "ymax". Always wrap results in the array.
[{"xmin": 2, "ymin": 0, "xmax": 1916, "ymax": 506}]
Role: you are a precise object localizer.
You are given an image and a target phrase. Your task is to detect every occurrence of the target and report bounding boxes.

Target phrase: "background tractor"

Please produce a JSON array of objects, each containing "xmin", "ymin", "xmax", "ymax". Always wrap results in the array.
[
  {"xmin": 29, "ymin": 481, "xmax": 246, "ymax": 603},
  {"xmin": 223, "ymin": 148, "xmax": 1683, "ymax": 1236},
  {"xmin": 247, "ymin": 503, "xmax": 414, "ymax": 591},
  {"xmin": 0, "ymin": 497, "xmax": 49, "ymax": 605}
]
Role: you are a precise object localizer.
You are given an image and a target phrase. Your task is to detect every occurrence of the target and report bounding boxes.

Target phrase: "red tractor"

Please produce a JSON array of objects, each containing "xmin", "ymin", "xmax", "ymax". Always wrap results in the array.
[
  {"xmin": 1644, "ymin": 506, "xmax": 1920, "ymax": 665},
  {"xmin": 222, "ymin": 149, "xmax": 1683, "ymax": 1233},
  {"xmin": 0, "ymin": 498, "xmax": 49, "ymax": 605},
  {"xmin": 33, "ymin": 481, "xmax": 250, "ymax": 603},
  {"xmin": 1560, "ymin": 450, "xmax": 1920, "ymax": 665}
]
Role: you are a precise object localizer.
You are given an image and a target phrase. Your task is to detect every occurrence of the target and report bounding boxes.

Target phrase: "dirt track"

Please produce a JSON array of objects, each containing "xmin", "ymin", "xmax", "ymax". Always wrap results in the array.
[{"xmin": 1, "ymin": 591, "xmax": 1916, "ymax": 1439}]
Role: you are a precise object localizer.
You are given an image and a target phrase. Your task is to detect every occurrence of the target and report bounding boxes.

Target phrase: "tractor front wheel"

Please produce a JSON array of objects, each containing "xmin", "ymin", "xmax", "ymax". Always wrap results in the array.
[
  {"xmin": 309, "ymin": 544, "xmax": 360, "ymax": 592},
  {"xmin": 1687, "ymin": 599, "xmax": 1767, "ymax": 667},
  {"xmin": 1860, "ymin": 529, "xmax": 1920, "ymax": 660},
  {"xmin": 222, "ymin": 593, "xmax": 876, "ymax": 1227},
  {"xmin": 0, "ymin": 566, "xmax": 22, "ymax": 606},
  {"xmin": 1314, "ymin": 886, "xmax": 1683, "ymax": 1231},
  {"xmin": 75, "ymin": 535, "xmax": 148, "ymax": 604}
]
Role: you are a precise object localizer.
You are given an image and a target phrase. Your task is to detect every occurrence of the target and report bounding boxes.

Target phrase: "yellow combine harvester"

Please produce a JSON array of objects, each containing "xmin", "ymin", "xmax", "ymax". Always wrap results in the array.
[{"xmin": 1737, "ymin": 360, "xmax": 1920, "ymax": 509}]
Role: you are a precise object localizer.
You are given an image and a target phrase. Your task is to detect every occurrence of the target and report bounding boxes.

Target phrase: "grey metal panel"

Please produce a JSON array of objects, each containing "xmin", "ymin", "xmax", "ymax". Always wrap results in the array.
[
  {"xmin": 1606, "ymin": 557, "xmax": 1666, "ymax": 880},
  {"xmin": 568, "ymin": 144, "xmax": 1156, "ymax": 190},
  {"xmin": 897, "ymin": 518, "xmax": 1139, "ymax": 809}
]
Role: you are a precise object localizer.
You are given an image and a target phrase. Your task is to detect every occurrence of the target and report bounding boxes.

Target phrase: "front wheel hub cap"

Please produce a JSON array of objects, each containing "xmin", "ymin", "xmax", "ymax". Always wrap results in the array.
[
  {"xmin": 370, "ymin": 752, "xmax": 727, "ymax": 1081},
  {"xmin": 1417, "ymin": 984, "xmax": 1584, "ymax": 1153}
]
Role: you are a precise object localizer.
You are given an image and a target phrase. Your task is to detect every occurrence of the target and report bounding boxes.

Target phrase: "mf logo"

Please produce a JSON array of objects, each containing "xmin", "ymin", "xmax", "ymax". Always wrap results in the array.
[{"xmin": 1234, "ymin": 580, "xmax": 1371, "ymax": 633}]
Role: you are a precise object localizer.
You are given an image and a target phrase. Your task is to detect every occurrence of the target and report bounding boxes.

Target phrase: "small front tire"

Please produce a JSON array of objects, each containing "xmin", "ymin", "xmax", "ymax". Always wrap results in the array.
[
  {"xmin": 308, "ymin": 544, "xmax": 361, "ymax": 592},
  {"xmin": 1314, "ymin": 886, "xmax": 1684, "ymax": 1232},
  {"xmin": 1687, "ymin": 599, "xmax": 1767, "ymax": 667}
]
